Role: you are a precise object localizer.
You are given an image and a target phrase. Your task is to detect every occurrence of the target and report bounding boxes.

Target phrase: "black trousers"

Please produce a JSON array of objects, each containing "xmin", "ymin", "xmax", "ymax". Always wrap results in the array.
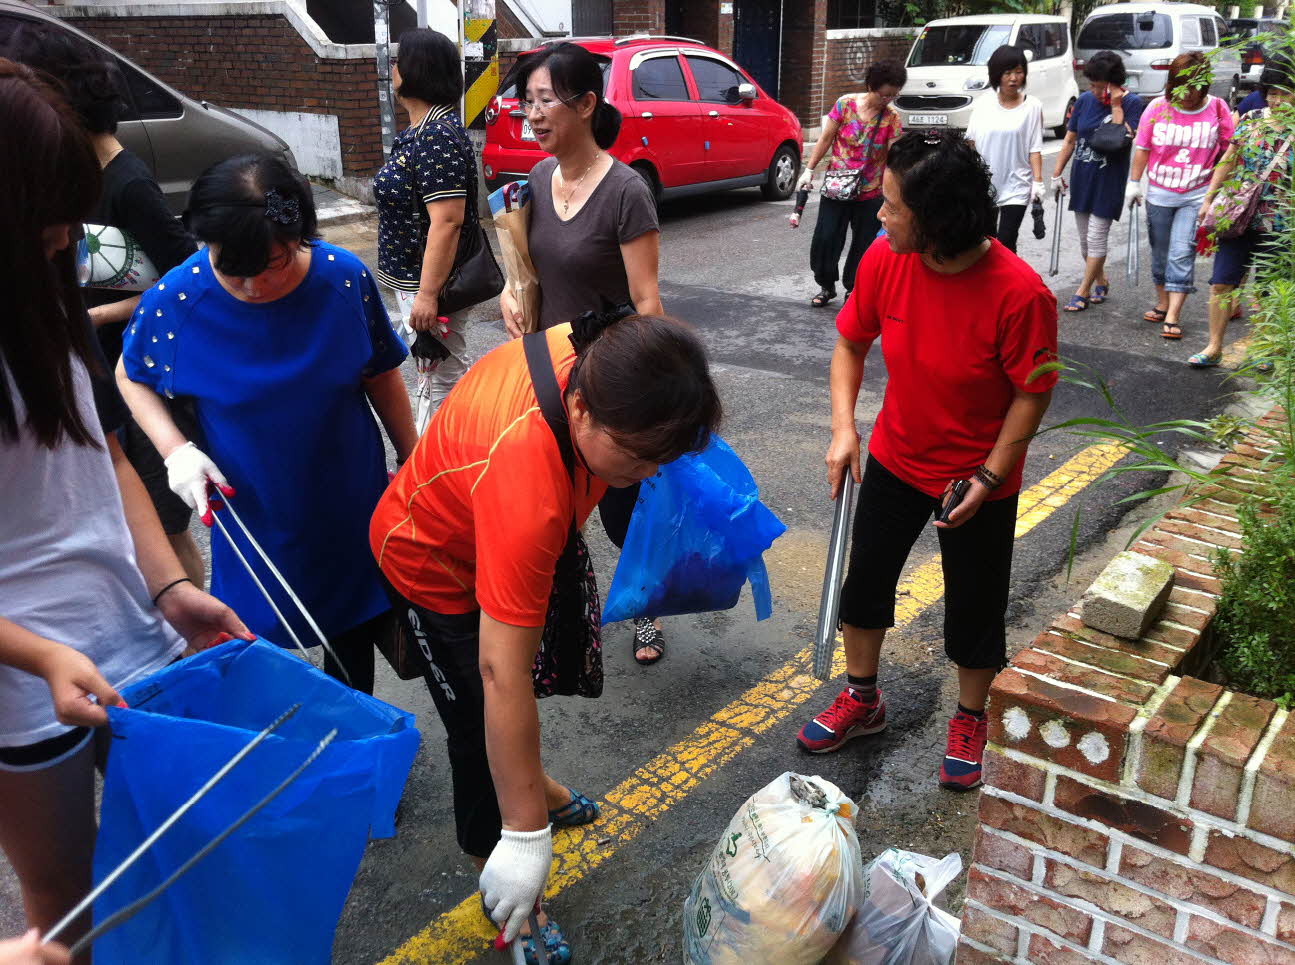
[
  {"xmin": 991, "ymin": 204, "xmax": 1028, "ymax": 254},
  {"xmin": 838, "ymin": 456, "xmax": 1017, "ymax": 670},
  {"xmin": 320, "ymin": 610, "xmax": 389, "ymax": 696},
  {"xmin": 810, "ymin": 195, "xmax": 883, "ymax": 292},
  {"xmin": 598, "ymin": 482, "xmax": 640, "ymax": 549}
]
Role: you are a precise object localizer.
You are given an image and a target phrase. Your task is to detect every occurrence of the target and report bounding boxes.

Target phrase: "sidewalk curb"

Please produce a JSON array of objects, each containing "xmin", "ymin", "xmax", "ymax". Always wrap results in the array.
[{"xmin": 317, "ymin": 197, "xmax": 375, "ymax": 228}]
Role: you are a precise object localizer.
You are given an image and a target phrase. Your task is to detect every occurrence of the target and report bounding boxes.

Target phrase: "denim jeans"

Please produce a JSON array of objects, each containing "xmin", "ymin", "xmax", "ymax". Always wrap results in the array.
[{"xmin": 1146, "ymin": 198, "xmax": 1199, "ymax": 294}]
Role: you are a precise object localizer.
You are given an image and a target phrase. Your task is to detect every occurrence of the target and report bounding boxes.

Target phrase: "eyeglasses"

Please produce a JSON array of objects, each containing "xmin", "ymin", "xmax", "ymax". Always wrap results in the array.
[{"xmin": 519, "ymin": 93, "xmax": 578, "ymax": 116}]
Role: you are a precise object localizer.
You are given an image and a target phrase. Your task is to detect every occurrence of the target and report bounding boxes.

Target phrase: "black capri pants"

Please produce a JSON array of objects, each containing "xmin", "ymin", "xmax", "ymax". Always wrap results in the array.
[{"xmin": 839, "ymin": 456, "xmax": 1018, "ymax": 670}]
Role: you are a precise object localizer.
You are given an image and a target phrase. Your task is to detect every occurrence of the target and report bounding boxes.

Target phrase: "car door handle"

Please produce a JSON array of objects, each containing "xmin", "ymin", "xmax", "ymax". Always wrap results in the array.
[
  {"xmin": 641, "ymin": 112, "xmax": 653, "ymax": 119},
  {"xmin": 708, "ymin": 110, "xmax": 720, "ymax": 117}
]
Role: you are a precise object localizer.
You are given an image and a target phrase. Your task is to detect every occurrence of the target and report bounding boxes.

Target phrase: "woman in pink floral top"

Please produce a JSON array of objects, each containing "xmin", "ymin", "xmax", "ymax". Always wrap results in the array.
[{"xmin": 799, "ymin": 61, "xmax": 906, "ymax": 307}]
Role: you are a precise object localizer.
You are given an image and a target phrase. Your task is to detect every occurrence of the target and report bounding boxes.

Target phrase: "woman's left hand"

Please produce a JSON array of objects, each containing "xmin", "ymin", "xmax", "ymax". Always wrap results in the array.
[
  {"xmin": 157, "ymin": 582, "xmax": 255, "ymax": 652},
  {"xmin": 934, "ymin": 477, "xmax": 992, "ymax": 530},
  {"xmin": 1198, "ymin": 197, "xmax": 1214, "ymax": 225},
  {"xmin": 409, "ymin": 291, "xmax": 442, "ymax": 333}
]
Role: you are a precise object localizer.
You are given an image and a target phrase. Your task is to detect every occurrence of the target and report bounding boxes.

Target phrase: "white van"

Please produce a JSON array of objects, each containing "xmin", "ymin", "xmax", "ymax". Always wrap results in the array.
[
  {"xmin": 896, "ymin": 14, "xmax": 1080, "ymax": 137},
  {"xmin": 1075, "ymin": 3, "xmax": 1242, "ymax": 100}
]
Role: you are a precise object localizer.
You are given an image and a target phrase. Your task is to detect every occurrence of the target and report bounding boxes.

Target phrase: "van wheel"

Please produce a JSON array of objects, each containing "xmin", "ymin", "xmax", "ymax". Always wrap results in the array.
[
  {"xmin": 1053, "ymin": 98, "xmax": 1075, "ymax": 139},
  {"xmin": 632, "ymin": 162, "xmax": 662, "ymax": 209},
  {"xmin": 762, "ymin": 144, "xmax": 799, "ymax": 201}
]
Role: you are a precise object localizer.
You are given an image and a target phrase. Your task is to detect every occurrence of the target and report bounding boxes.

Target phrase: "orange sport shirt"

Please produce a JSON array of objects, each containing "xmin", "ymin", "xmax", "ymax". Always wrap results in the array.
[{"xmin": 370, "ymin": 324, "xmax": 607, "ymax": 627}]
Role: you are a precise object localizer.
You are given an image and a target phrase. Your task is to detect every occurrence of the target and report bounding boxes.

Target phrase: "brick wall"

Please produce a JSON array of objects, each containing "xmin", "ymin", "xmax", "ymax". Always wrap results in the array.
[
  {"xmin": 67, "ymin": 13, "xmax": 384, "ymax": 179},
  {"xmin": 612, "ymin": 0, "xmax": 664, "ymax": 37},
  {"xmin": 820, "ymin": 30, "xmax": 916, "ymax": 116},
  {"xmin": 675, "ymin": 1, "xmax": 733, "ymax": 56},
  {"xmin": 780, "ymin": 0, "xmax": 827, "ymax": 126},
  {"xmin": 960, "ymin": 411, "xmax": 1295, "ymax": 965}
]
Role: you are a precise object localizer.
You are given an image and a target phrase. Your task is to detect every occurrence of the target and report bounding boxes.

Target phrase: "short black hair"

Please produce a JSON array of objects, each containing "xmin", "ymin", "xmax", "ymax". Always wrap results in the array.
[
  {"xmin": 1260, "ymin": 54, "xmax": 1294, "ymax": 95},
  {"xmin": 395, "ymin": 28, "xmax": 462, "ymax": 105},
  {"xmin": 987, "ymin": 44, "xmax": 1028, "ymax": 90},
  {"xmin": 885, "ymin": 129, "xmax": 996, "ymax": 262},
  {"xmin": 184, "ymin": 154, "xmax": 319, "ymax": 277},
  {"xmin": 503, "ymin": 42, "xmax": 622, "ymax": 150},
  {"xmin": 1083, "ymin": 50, "xmax": 1127, "ymax": 86},
  {"xmin": 864, "ymin": 61, "xmax": 907, "ymax": 92},
  {"xmin": 0, "ymin": 19, "xmax": 124, "ymax": 134}
]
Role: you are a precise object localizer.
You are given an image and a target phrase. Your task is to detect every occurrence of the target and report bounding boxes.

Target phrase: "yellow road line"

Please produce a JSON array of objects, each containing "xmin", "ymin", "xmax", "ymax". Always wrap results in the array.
[{"xmin": 378, "ymin": 442, "xmax": 1127, "ymax": 964}]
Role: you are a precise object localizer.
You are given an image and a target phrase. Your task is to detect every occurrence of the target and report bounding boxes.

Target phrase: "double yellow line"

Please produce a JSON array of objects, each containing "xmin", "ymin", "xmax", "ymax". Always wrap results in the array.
[{"xmin": 379, "ymin": 443, "xmax": 1127, "ymax": 964}]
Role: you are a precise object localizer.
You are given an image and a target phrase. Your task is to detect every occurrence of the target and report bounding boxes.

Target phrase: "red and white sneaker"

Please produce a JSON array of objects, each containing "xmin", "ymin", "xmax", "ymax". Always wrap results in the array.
[
  {"xmin": 939, "ymin": 710, "xmax": 989, "ymax": 791},
  {"xmin": 796, "ymin": 687, "xmax": 887, "ymax": 754}
]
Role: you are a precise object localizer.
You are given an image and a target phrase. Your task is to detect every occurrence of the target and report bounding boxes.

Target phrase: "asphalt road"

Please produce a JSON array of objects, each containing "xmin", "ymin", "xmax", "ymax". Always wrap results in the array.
[{"xmin": 0, "ymin": 134, "xmax": 1263, "ymax": 963}]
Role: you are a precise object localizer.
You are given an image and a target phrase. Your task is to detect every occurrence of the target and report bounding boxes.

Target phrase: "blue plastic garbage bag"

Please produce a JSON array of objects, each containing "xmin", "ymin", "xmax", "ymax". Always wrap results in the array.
[
  {"xmin": 603, "ymin": 436, "xmax": 786, "ymax": 624},
  {"xmin": 92, "ymin": 639, "xmax": 420, "ymax": 964}
]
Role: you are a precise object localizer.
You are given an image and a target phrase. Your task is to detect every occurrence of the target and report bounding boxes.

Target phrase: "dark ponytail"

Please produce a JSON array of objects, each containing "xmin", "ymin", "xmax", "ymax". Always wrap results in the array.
[
  {"xmin": 565, "ymin": 312, "xmax": 722, "ymax": 465},
  {"xmin": 503, "ymin": 42, "xmax": 621, "ymax": 150},
  {"xmin": 591, "ymin": 100, "xmax": 622, "ymax": 150}
]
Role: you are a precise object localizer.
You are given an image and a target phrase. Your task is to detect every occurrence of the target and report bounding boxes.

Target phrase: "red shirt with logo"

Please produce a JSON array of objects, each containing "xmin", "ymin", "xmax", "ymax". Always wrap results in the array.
[{"xmin": 836, "ymin": 238, "xmax": 1058, "ymax": 500}]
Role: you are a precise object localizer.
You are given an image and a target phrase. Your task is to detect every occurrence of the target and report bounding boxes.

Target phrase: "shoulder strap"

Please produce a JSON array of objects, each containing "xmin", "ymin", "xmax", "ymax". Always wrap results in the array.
[{"xmin": 522, "ymin": 331, "xmax": 575, "ymax": 478}]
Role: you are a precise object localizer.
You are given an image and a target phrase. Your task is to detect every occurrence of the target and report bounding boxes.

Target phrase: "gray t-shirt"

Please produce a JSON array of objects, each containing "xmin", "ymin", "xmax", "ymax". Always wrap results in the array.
[{"xmin": 528, "ymin": 156, "xmax": 659, "ymax": 328}]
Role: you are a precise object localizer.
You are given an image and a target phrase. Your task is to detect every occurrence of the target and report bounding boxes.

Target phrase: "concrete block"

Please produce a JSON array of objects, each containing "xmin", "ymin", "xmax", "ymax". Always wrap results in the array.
[{"xmin": 1079, "ymin": 551, "xmax": 1175, "ymax": 640}]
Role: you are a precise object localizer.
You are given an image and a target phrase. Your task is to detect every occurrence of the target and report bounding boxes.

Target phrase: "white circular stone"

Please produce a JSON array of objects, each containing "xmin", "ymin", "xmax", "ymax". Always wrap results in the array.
[
  {"xmin": 1003, "ymin": 706, "xmax": 1031, "ymax": 741},
  {"xmin": 1077, "ymin": 732, "xmax": 1110, "ymax": 764},
  {"xmin": 1040, "ymin": 719, "xmax": 1071, "ymax": 749}
]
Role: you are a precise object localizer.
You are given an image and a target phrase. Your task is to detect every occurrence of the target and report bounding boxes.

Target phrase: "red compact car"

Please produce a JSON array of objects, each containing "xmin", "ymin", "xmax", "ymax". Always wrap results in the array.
[{"xmin": 483, "ymin": 36, "xmax": 803, "ymax": 204}]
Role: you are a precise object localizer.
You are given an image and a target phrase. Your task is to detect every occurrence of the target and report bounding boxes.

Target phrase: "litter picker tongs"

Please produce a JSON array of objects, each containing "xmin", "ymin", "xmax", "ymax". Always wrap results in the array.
[
  {"xmin": 1048, "ymin": 190, "xmax": 1064, "ymax": 277},
  {"xmin": 209, "ymin": 492, "xmax": 351, "ymax": 687},
  {"xmin": 812, "ymin": 475, "xmax": 857, "ymax": 681},
  {"xmin": 43, "ymin": 705, "xmax": 338, "ymax": 956},
  {"xmin": 1125, "ymin": 200, "xmax": 1141, "ymax": 286}
]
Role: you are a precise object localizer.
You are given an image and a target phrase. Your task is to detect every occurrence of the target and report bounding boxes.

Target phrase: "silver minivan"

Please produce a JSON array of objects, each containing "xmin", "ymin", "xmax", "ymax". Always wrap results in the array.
[
  {"xmin": 0, "ymin": 0, "xmax": 294, "ymax": 210},
  {"xmin": 1076, "ymin": 2, "xmax": 1241, "ymax": 102}
]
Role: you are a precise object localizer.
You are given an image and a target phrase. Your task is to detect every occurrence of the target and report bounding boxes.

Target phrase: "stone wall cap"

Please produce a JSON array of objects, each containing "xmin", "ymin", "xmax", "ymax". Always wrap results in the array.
[{"xmin": 1079, "ymin": 550, "xmax": 1176, "ymax": 641}]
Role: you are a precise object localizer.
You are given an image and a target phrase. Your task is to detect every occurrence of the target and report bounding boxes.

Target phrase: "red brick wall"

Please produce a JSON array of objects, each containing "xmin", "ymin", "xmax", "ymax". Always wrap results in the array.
[
  {"xmin": 66, "ymin": 14, "xmax": 384, "ymax": 178},
  {"xmin": 675, "ymin": 2, "xmax": 734, "ymax": 56},
  {"xmin": 613, "ymin": 0, "xmax": 665, "ymax": 37},
  {"xmin": 780, "ymin": 0, "xmax": 828, "ymax": 126},
  {"xmin": 820, "ymin": 31, "xmax": 915, "ymax": 116},
  {"xmin": 960, "ymin": 411, "xmax": 1295, "ymax": 965}
]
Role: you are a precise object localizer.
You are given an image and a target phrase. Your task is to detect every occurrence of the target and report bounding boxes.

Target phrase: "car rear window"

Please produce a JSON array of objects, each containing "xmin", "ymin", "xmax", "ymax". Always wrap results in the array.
[
  {"xmin": 633, "ymin": 55, "xmax": 689, "ymax": 100},
  {"xmin": 907, "ymin": 23, "xmax": 1013, "ymax": 68},
  {"xmin": 1077, "ymin": 13, "xmax": 1173, "ymax": 51}
]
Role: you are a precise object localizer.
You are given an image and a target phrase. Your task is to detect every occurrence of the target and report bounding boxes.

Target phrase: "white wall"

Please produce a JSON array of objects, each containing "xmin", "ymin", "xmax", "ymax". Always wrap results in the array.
[{"xmin": 231, "ymin": 108, "xmax": 343, "ymax": 179}]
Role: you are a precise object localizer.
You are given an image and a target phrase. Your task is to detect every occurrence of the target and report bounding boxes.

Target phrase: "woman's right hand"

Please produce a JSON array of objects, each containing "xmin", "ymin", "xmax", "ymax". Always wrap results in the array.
[
  {"xmin": 500, "ymin": 286, "xmax": 524, "ymax": 340},
  {"xmin": 796, "ymin": 167, "xmax": 815, "ymax": 192},
  {"xmin": 163, "ymin": 441, "xmax": 234, "ymax": 527},
  {"xmin": 37, "ymin": 642, "xmax": 125, "ymax": 728},
  {"xmin": 825, "ymin": 427, "xmax": 862, "ymax": 500},
  {"xmin": 1110, "ymin": 86, "xmax": 1126, "ymax": 110},
  {"xmin": 0, "ymin": 930, "xmax": 70, "ymax": 965},
  {"xmin": 480, "ymin": 826, "xmax": 552, "ymax": 941},
  {"xmin": 1050, "ymin": 176, "xmax": 1067, "ymax": 198}
]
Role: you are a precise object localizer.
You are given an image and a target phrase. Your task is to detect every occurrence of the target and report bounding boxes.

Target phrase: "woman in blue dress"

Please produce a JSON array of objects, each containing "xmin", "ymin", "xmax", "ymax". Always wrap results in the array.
[
  {"xmin": 117, "ymin": 155, "xmax": 418, "ymax": 694},
  {"xmin": 1048, "ymin": 51, "xmax": 1146, "ymax": 314}
]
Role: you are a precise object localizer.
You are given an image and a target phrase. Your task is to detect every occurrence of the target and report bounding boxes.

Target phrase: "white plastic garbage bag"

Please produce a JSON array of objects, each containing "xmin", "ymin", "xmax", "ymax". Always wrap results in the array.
[
  {"xmin": 682, "ymin": 772, "xmax": 863, "ymax": 965},
  {"xmin": 824, "ymin": 848, "xmax": 962, "ymax": 965}
]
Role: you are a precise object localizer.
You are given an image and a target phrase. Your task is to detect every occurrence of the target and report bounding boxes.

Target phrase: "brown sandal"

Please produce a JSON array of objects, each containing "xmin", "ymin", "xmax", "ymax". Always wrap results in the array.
[
  {"xmin": 1144, "ymin": 307, "xmax": 1168, "ymax": 323},
  {"xmin": 1161, "ymin": 322, "xmax": 1182, "ymax": 340}
]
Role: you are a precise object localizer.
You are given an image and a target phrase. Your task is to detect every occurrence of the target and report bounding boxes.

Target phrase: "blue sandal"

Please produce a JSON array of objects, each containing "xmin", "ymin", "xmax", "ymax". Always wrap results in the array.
[
  {"xmin": 1063, "ymin": 294, "xmax": 1089, "ymax": 312},
  {"xmin": 548, "ymin": 788, "xmax": 600, "ymax": 828},
  {"xmin": 1090, "ymin": 284, "xmax": 1109, "ymax": 304},
  {"xmin": 479, "ymin": 899, "xmax": 573, "ymax": 965},
  {"xmin": 1187, "ymin": 352, "xmax": 1221, "ymax": 369}
]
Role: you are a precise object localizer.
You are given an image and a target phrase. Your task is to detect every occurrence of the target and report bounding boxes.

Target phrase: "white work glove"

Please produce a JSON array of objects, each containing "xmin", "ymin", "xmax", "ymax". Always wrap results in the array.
[
  {"xmin": 480, "ymin": 826, "xmax": 552, "ymax": 942},
  {"xmin": 1030, "ymin": 181, "xmax": 1046, "ymax": 204},
  {"xmin": 164, "ymin": 441, "xmax": 233, "ymax": 527},
  {"xmin": 1124, "ymin": 180, "xmax": 1143, "ymax": 207},
  {"xmin": 796, "ymin": 167, "xmax": 814, "ymax": 191},
  {"xmin": 1050, "ymin": 176, "xmax": 1067, "ymax": 198}
]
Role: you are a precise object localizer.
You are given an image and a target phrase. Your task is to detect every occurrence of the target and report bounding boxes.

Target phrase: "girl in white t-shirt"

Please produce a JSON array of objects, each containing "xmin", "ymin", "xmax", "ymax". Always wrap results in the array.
[
  {"xmin": 966, "ymin": 45, "xmax": 1045, "ymax": 254},
  {"xmin": 0, "ymin": 61, "xmax": 251, "ymax": 951}
]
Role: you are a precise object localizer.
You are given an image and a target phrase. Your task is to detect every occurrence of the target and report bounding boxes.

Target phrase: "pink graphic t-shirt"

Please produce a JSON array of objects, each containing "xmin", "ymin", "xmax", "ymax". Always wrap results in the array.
[
  {"xmin": 1134, "ymin": 95, "xmax": 1235, "ymax": 193},
  {"xmin": 827, "ymin": 97, "xmax": 903, "ymax": 199}
]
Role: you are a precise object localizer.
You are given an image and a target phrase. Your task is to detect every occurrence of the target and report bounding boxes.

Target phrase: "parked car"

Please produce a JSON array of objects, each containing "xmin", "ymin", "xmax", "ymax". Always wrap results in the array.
[
  {"xmin": 1075, "ymin": 2, "xmax": 1241, "ymax": 103},
  {"xmin": 482, "ymin": 36, "xmax": 803, "ymax": 204},
  {"xmin": 1226, "ymin": 17, "xmax": 1290, "ymax": 97},
  {"xmin": 894, "ymin": 14, "xmax": 1079, "ymax": 137},
  {"xmin": 0, "ymin": 0, "xmax": 294, "ymax": 210}
]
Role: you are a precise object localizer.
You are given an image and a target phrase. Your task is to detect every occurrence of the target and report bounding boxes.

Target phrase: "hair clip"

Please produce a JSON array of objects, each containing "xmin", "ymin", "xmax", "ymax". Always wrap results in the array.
[
  {"xmin": 922, "ymin": 129, "xmax": 943, "ymax": 146},
  {"xmin": 264, "ymin": 187, "xmax": 300, "ymax": 226}
]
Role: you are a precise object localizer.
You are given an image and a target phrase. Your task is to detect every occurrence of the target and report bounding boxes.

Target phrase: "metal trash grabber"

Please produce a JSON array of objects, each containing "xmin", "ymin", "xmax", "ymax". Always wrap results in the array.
[
  {"xmin": 812, "ymin": 475, "xmax": 857, "ymax": 681},
  {"xmin": 1048, "ymin": 191, "xmax": 1065, "ymax": 276},
  {"xmin": 209, "ymin": 494, "xmax": 351, "ymax": 686},
  {"xmin": 1125, "ymin": 201, "xmax": 1141, "ymax": 287},
  {"xmin": 63, "ymin": 726, "xmax": 338, "ymax": 957},
  {"xmin": 42, "ymin": 703, "xmax": 301, "ymax": 946}
]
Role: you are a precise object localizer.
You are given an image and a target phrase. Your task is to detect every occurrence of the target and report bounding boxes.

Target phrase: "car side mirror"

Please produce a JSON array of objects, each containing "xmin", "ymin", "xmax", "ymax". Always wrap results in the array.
[
  {"xmin": 737, "ymin": 83, "xmax": 757, "ymax": 101},
  {"xmin": 1023, "ymin": 48, "xmax": 1035, "ymax": 61}
]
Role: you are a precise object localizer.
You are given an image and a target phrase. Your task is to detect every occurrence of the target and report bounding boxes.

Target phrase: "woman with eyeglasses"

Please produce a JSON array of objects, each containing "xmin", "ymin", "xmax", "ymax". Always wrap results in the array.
[{"xmin": 498, "ymin": 43, "xmax": 670, "ymax": 667}]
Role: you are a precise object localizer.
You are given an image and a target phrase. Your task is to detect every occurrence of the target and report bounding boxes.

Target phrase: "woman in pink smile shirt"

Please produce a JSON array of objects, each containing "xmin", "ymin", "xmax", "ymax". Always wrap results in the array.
[{"xmin": 1126, "ymin": 52, "xmax": 1234, "ymax": 340}]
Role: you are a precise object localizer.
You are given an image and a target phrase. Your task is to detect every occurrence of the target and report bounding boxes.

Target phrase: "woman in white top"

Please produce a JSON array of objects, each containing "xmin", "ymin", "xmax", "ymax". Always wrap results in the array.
[
  {"xmin": 0, "ymin": 61, "xmax": 250, "ymax": 951},
  {"xmin": 966, "ymin": 45, "xmax": 1045, "ymax": 253}
]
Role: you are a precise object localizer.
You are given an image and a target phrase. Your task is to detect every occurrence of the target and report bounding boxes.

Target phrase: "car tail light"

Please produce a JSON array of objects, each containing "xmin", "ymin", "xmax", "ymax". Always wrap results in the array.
[
  {"xmin": 485, "ymin": 95, "xmax": 501, "ymax": 125},
  {"xmin": 1150, "ymin": 59, "xmax": 1171, "ymax": 70},
  {"xmin": 1244, "ymin": 49, "xmax": 1264, "ymax": 67},
  {"xmin": 1073, "ymin": 58, "xmax": 1085, "ymax": 70}
]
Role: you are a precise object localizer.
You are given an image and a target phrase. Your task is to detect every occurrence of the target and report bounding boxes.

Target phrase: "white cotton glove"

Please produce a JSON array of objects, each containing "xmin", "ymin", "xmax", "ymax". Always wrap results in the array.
[
  {"xmin": 1030, "ymin": 181, "xmax": 1046, "ymax": 204},
  {"xmin": 1124, "ymin": 180, "xmax": 1143, "ymax": 207},
  {"xmin": 796, "ymin": 167, "xmax": 814, "ymax": 191},
  {"xmin": 480, "ymin": 826, "xmax": 553, "ymax": 942},
  {"xmin": 1050, "ymin": 176, "xmax": 1067, "ymax": 198},
  {"xmin": 164, "ymin": 441, "xmax": 233, "ymax": 526}
]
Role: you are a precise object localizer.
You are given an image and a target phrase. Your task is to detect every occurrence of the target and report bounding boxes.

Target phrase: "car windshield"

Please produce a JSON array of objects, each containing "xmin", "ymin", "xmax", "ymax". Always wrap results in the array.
[
  {"xmin": 1077, "ymin": 13, "xmax": 1173, "ymax": 51},
  {"xmin": 907, "ymin": 24, "xmax": 1013, "ymax": 67}
]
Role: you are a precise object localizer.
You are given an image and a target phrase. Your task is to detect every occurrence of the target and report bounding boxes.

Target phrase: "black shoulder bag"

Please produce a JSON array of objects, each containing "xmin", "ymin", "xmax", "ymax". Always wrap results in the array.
[
  {"xmin": 425, "ymin": 119, "xmax": 506, "ymax": 315},
  {"xmin": 522, "ymin": 332, "xmax": 604, "ymax": 699}
]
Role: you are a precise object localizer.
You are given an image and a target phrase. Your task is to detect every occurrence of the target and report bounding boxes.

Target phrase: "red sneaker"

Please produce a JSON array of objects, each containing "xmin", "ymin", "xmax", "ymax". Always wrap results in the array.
[
  {"xmin": 797, "ymin": 687, "xmax": 887, "ymax": 754},
  {"xmin": 939, "ymin": 710, "xmax": 988, "ymax": 791}
]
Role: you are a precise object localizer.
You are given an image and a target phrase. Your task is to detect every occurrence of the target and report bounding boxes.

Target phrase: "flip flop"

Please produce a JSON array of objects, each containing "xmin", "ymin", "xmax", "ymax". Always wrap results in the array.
[
  {"xmin": 1187, "ymin": 351, "xmax": 1221, "ymax": 368},
  {"xmin": 1161, "ymin": 322, "xmax": 1183, "ymax": 340},
  {"xmin": 1090, "ymin": 284, "xmax": 1109, "ymax": 304},
  {"xmin": 1063, "ymin": 295, "xmax": 1089, "ymax": 312},
  {"xmin": 1144, "ymin": 307, "xmax": 1168, "ymax": 323}
]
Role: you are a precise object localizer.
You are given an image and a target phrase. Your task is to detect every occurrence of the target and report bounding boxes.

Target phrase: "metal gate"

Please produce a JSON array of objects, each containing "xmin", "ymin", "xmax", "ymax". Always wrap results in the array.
[
  {"xmin": 734, "ymin": 0, "xmax": 783, "ymax": 99},
  {"xmin": 573, "ymin": 0, "xmax": 614, "ymax": 35}
]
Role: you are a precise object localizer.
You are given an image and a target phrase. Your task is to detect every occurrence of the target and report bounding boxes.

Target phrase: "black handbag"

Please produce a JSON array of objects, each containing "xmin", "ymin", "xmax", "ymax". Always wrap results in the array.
[
  {"xmin": 425, "ymin": 119, "xmax": 505, "ymax": 316},
  {"xmin": 1089, "ymin": 120, "xmax": 1132, "ymax": 156},
  {"xmin": 521, "ymin": 331, "xmax": 604, "ymax": 699}
]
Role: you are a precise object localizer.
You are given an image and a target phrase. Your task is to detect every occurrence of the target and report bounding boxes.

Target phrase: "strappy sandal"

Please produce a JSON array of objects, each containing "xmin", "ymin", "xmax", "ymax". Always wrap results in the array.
[
  {"xmin": 479, "ymin": 899, "xmax": 573, "ymax": 965},
  {"xmin": 1090, "ymin": 284, "xmax": 1109, "ymax": 304},
  {"xmin": 1063, "ymin": 294, "xmax": 1089, "ymax": 312},
  {"xmin": 1187, "ymin": 351, "xmax": 1221, "ymax": 368},
  {"xmin": 548, "ymin": 787, "xmax": 600, "ymax": 828},
  {"xmin": 1161, "ymin": 322, "xmax": 1182, "ymax": 340},
  {"xmin": 811, "ymin": 287, "xmax": 836, "ymax": 307},
  {"xmin": 1143, "ymin": 307, "xmax": 1168, "ymax": 323},
  {"xmin": 632, "ymin": 616, "xmax": 665, "ymax": 666}
]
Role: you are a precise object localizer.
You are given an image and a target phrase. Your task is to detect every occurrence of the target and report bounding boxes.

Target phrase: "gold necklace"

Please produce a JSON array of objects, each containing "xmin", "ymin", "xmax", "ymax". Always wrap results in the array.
[{"xmin": 559, "ymin": 153, "xmax": 601, "ymax": 215}]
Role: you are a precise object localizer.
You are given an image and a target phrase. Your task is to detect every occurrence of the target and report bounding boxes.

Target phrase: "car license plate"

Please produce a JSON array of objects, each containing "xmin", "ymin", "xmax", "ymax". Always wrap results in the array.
[
  {"xmin": 908, "ymin": 113, "xmax": 948, "ymax": 125},
  {"xmin": 521, "ymin": 118, "xmax": 536, "ymax": 141}
]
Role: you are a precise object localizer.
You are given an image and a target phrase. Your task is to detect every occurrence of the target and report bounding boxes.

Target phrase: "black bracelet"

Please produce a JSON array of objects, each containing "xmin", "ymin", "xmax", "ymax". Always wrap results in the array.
[
  {"xmin": 152, "ymin": 577, "xmax": 191, "ymax": 607},
  {"xmin": 975, "ymin": 465, "xmax": 1003, "ymax": 490}
]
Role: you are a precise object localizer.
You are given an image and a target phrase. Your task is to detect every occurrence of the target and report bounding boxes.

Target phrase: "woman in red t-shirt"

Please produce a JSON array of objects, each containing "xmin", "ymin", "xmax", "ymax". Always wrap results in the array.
[{"xmin": 797, "ymin": 130, "xmax": 1058, "ymax": 793}]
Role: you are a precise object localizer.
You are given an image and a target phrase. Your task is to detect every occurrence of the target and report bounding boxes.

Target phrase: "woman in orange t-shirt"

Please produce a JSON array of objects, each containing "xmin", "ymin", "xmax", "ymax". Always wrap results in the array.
[{"xmin": 370, "ymin": 311, "xmax": 720, "ymax": 962}]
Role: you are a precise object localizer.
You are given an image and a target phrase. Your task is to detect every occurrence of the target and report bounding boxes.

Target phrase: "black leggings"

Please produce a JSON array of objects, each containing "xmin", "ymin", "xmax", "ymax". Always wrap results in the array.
[
  {"xmin": 992, "ymin": 204, "xmax": 1028, "ymax": 254},
  {"xmin": 838, "ymin": 456, "xmax": 1017, "ymax": 670},
  {"xmin": 810, "ymin": 195, "xmax": 883, "ymax": 292},
  {"xmin": 320, "ymin": 610, "xmax": 390, "ymax": 696},
  {"xmin": 598, "ymin": 482, "xmax": 640, "ymax": 549}
]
